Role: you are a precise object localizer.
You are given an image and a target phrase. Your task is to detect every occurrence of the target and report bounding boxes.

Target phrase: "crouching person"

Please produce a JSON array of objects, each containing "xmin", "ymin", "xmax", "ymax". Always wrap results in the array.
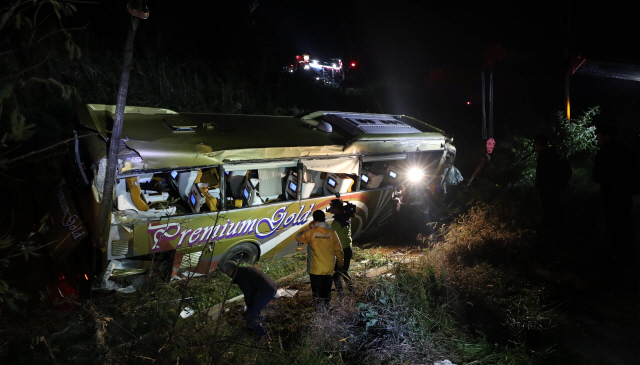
[{"xmin": 220, "ymin": 261, "xmax": 278, "ymax": 337}]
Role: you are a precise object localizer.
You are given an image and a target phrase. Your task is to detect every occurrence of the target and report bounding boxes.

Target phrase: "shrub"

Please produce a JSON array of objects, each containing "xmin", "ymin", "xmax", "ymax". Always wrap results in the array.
[{"xmin": 506, "ymin": 107, "xmax": 599, "ymax": 191}]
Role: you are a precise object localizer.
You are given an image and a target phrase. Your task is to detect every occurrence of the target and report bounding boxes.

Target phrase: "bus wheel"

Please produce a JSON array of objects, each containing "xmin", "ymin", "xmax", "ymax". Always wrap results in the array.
[{"xmin": 220, "ymin": 243, "xmax": 259, "ymax": 265}]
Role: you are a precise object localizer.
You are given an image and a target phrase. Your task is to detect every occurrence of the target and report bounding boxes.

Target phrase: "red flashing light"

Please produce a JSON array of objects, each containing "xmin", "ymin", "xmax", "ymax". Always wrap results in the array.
[
  {"xmin": 467, "ymin": 101, "xmax": 471, "ymax": 105},
  {"xmin": 84, "ymin": 274, "xmax": 89, "ymax": 280},
  {"xmin": 351, "ymin": 62, "xmax": 356, "ymax": 67}
]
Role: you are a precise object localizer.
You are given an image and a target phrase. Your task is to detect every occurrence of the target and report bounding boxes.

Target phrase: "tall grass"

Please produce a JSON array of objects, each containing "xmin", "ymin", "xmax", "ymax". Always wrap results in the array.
[
  {"xmin": 233, "ymin": 198, "xmax": 558, "ymax": 364},
  {"xmin": 420, "ymin": 199, "xmax": 557, "ymax": 364},
  {"xmin": 0, "ymin": 196, "xmax": 564, "ymax": 364}
]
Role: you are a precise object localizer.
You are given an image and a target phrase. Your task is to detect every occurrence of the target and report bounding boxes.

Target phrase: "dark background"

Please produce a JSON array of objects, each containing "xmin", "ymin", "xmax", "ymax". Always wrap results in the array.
[{"xmin": 69, "ymin": 0, "xmax": 640, "ymax": 175}]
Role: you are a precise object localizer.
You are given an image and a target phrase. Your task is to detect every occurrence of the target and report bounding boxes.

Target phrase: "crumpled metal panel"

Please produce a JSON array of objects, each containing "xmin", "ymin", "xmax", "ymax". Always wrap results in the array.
[
  {"xmin": 122, "ymin": 140, "xmax": 222, "ymax": 172},
  {"xmin": 78, "ymin": 104, "xmax": 450, "ymax": 173}
]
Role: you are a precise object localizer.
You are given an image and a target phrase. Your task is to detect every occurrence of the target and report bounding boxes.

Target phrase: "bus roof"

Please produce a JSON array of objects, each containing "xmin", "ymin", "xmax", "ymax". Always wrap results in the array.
[{"xmin": 78, "ymin": 104, "xmax": 452, "ymax": 173}]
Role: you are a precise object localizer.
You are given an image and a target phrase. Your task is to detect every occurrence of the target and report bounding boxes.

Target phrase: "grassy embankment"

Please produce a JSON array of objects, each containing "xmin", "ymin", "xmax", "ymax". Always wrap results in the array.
[{"xmin": 1, "ymin": 186, "xmax": 571, "ymax": 365}]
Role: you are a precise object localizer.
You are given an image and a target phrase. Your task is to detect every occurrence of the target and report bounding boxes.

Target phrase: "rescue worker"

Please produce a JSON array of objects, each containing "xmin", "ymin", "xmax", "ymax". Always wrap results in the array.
[
  {"xmin": 296, "ymin": 210, "xmax": 344, "ymax": 305},
  {"xmin": 219, "ymin": 261, "xmax": 278, "ymax": 337},
  {"xmin": 330, "ymin": 199, "xmax": 355, "ymax": 296}
]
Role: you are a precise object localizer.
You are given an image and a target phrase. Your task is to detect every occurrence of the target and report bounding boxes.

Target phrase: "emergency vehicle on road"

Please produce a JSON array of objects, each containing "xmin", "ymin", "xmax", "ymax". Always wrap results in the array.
[{"xmin": 284, "ymin": 54, "xmax": 346, "ymax": 86}]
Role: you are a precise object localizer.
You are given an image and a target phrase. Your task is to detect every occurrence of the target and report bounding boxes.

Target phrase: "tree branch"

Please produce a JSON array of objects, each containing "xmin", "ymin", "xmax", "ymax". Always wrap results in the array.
[
  {"xmin": 0, "ymin": 53, "xmax": 50, "ymax": 82},
  {"xmin": 3, "ymin": 133, "xmax": 99, "ymax": 166},
  {"xmin": 2, "ymin": 239, "xmax": 59, "ymax": 260},
  {"xmin": 41, "ymin": 336, "xmax": 58, "ymax": 365},
  {"xmin": 56, "ymin": 0, "xmax": 100, "ymax": 4},
  {"xmin": 37, "ymin": 22, "xmax": 89, "ymax": 44},
  {"xmin": 27, "ymin": 0, "xmax": 46, "ymax": 45},
  {"xmin": 29, "ymin": 9, "xmax": 53, "ymax": 46},
  {"xmin": 0, "ymin": 1, "xmax": 28, "ymax": 32}
]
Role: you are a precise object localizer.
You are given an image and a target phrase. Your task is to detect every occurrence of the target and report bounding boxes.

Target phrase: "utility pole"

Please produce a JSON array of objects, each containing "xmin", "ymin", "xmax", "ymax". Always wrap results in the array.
[
  {"xmin": 97, "ymin": 1, "xmax": 149, "ymax": 271},
  {"xmin": 565, "ymin": 0, "xmax": 571, "ymax": 120}
]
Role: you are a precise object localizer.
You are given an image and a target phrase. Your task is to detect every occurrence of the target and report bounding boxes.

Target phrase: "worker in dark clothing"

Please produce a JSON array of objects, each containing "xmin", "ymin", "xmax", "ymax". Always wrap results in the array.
[
  {"xmin": 534, "ymin": 134, "xmax": 568, "ymax": 236},
  {"xmin": 592, "ymin": 124, "xmax": 638, "ymax": 268},
  {"xmin": 220, "ymin": 261, "xmax": 278, "ymax": 336},
  {"xmin": 330, "ymin": 199, "xmax": 355, "ymax": 297}
]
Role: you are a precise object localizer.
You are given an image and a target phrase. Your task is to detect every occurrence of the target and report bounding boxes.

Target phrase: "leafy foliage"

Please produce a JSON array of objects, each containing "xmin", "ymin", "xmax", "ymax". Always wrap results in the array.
[
  {"xmin": 0, "ymin": 231, "xmax": 36, "ymax": 314},
  {"xmin": 553, "ymin": 107, "xmax": 599, "ymax": 159},
  {"xmin": 0, "ymin": 0, "xmax": 79, "ymax": 169},
  {"xmin": 506, "ymin": 107, "xmax": 599, "ymax": 189}
]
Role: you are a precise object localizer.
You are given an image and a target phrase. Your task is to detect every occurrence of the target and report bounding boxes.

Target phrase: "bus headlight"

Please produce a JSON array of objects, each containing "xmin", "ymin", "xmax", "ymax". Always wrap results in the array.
[{"xmin": 408, "ymin": 168, "xmax": 424, "ymax": 182}]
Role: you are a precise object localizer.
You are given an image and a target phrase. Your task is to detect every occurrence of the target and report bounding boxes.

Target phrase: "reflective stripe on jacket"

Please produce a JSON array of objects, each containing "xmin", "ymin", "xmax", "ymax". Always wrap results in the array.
[
  {"xmin": 297, "ymin": 222, "xmax": 344, "ymax": 275},
  {"xmin": 331, "ymin": 213, "xmax": 352, "ymax": 249}
]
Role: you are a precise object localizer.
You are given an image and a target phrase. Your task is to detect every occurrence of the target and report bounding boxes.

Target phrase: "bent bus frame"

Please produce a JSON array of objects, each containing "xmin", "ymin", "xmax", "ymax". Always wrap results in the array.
[{"xmin": 49, "ymin": 104, "xmax": 455, "ymax": 288}]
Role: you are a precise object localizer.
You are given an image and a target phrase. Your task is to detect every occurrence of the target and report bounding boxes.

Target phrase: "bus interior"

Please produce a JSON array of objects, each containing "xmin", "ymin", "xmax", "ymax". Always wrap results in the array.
[{"xmin": 112, "ymin": 151, "xmax": 444, "ymax": 217}]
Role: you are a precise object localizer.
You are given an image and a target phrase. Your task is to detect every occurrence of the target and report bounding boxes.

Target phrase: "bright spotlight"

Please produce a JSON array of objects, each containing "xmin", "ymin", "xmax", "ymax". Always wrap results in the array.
[{"xmin": 408, "ymin": 168, "xmax": 424, "ymax": 182}]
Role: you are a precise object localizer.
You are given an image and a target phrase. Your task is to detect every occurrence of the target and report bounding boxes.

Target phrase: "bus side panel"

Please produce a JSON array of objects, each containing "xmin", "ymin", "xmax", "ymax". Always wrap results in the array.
[
  {"xmin": 126, "ymin": 188, "xmax": 396, "ymax": 277},
  {"xmin": 270, "ymin": 188, "xmax": 396, "ymax": 260},
  {"xmin": 129, "ymin": 200, "xmax": 319, "ymax": 271},
  {"xmin": 347, "ymin": 188, "xmax": 397, "ymax": 241}
]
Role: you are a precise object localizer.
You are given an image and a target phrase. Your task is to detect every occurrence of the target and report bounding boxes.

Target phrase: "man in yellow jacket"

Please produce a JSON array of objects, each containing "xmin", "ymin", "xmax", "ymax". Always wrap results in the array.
[{"xmin": 296, "ymin": 210, "xmax": 344, "ymax": 305}]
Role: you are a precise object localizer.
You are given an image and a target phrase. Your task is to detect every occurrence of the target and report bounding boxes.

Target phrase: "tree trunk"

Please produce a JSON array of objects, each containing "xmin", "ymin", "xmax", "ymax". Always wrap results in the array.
[{"xmin": 98, "ymin": 17, "xmax": 140, "ymax": 244}]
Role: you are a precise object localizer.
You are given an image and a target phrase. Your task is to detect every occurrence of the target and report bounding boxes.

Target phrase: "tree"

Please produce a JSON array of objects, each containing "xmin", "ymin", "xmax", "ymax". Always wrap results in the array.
[
  {"xmin": 0, "ymin": 0, "xmax": 85, "ymax": 315},
  {"xmin": 98, "ymin": 0, "xmax": 149, "ymax": 241},
  {"xmin": 0, "ymin": 0, "xmax": 81, "ymax": 169},
  {"xmin": 510, "ymin": 107, "xmax": 599, "ymax": 190}
]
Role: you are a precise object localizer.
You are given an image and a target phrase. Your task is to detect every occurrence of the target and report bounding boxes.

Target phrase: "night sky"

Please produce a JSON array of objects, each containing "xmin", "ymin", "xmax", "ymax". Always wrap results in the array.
[{"xmin": 76, "ymin": 0, "xmax": 639, "ymax": 172}]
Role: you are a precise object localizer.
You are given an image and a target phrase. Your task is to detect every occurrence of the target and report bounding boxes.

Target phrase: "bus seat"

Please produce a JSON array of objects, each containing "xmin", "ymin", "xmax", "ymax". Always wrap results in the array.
[
  {"xmin": 226, "ymin": 170, "xmax": 247, "ymax": 198},
  {"xmin": 300, "ymin": 169, "xmax": 315, "ymax": 198},
  {"xmin": 184, "ymin": 170, "xmax": 221, "ymax": 213},
  {"xmin": 144, "ymin": 191, "xmax": 169, "ymax": 203},
  {"xmin": 323, "ymin": 173, "xmax": 354, "ymax": 196},
  {"xmin": 200, "ymin": 168, "xmax": 220, "ymax": 188},
  {"xmin": 125, "ymin": 176, "xmax": 149, "ymax": 211},
  {"xmin": 309, "ymin": 170, "xmax": 324, "ymax": 195},
  {"xmin": 140, "ymin": 173, "xmax": 170, "ymax": 203},
  {"xmin": 177, "ymin": 170, "xmax": 201, "ymax": 200},
  {"xmin": 116, "ymin": 194, "xmax": 139, "ymax": 211},
  {"xmin": 285, "ymin": 170, "xmax": 315, "ymax": 199},
  {"xmin": 197, "ymin": 183, "xmax": 219, "ymax": 211},
  {"xmin": 302, "ymin": 169, "xmax": 313, "ymax": 182},
  {"xmin": 301, "ymin": 182, "xmax": 315, "ymax": 198}
]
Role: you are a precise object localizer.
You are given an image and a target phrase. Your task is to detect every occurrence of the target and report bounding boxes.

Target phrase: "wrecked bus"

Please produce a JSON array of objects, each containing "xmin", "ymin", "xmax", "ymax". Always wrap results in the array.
[{"xmin": 48, "ymin": 104, "xmax": 455, "ymax": 289}]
